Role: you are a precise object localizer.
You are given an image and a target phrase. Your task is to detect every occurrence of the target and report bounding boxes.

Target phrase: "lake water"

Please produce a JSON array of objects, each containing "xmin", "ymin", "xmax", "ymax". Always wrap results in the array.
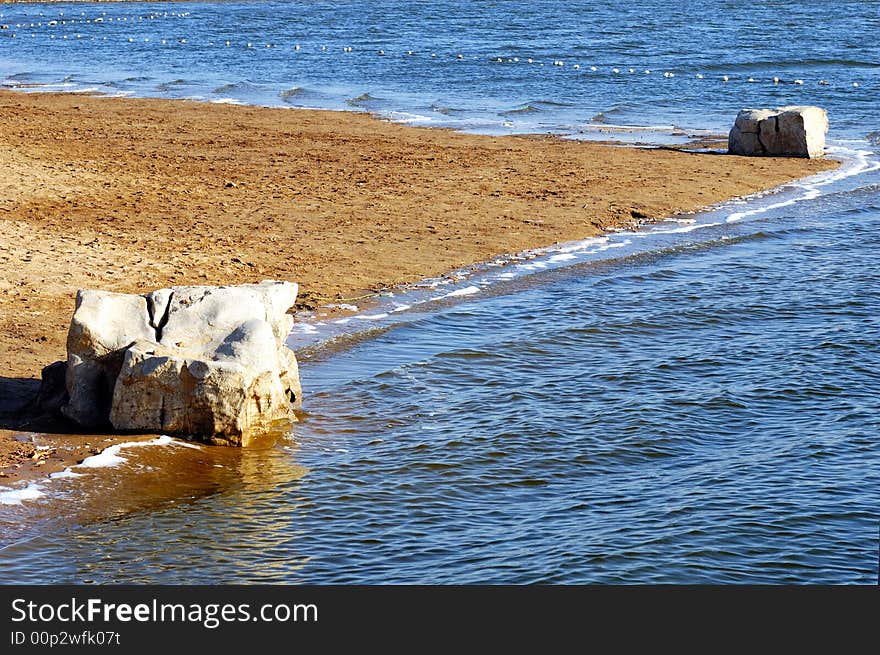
[{"xmin": 0, "ymin": 1, "xmax": 877, "ymax": 584}]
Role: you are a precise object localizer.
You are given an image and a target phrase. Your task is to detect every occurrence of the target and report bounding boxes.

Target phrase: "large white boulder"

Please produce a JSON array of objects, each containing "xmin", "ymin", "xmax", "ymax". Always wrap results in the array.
[
  {"xmin": 728, "ymin": 106, "xmax": 828, "ymax": 158},
  {"xmin": 61, "ymin": 281, "xmax": 301, "ymax": 446}
]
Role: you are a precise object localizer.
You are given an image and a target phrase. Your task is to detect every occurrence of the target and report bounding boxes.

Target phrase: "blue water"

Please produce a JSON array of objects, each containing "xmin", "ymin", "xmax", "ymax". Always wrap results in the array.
[
  {"xmin": 0, "ymin": 1, "xmax": 878, "ymax": 584},
  {"xmin": 0, "ymin": 1, "xmax": 878, "ymax": 137}
]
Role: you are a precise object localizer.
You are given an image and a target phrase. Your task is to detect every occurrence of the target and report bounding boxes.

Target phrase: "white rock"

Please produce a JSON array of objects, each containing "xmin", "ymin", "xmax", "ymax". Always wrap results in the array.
[
  {"xmin": 728, "ymin": 106, "xmax": 828, "ymax": 158},
  {"xmin": 62, "ymin": 281, "xmax": 301, "ymax": 445}
]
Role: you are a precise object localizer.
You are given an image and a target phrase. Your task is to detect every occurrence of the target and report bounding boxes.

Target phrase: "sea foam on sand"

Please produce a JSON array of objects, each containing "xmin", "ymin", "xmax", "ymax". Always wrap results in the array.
[
  {"xmin": 0, "ymin": 436, "xmax": 200, "ymax": 505},
  {"xmin": 0, "ymin": 482, "xmax": 45, "ymax": 505}
]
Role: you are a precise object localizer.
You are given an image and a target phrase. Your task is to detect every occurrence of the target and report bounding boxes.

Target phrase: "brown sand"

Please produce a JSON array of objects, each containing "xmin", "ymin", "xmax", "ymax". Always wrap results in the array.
[{"xmin": 0, "ymin": 90, "xmax": 836, "ymax": 479}]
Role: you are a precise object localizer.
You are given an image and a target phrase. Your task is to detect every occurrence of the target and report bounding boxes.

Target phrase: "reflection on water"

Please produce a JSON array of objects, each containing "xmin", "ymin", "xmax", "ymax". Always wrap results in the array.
[{"xmin": 0, "ymin": 435, "xmax": 309, "ymax": 584}]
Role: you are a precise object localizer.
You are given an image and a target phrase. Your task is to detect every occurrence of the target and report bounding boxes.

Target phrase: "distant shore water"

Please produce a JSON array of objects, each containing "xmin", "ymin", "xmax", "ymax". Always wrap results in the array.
[{"xmin": 0, "ymin": 89, "xmax": 836, "ymax": 481}]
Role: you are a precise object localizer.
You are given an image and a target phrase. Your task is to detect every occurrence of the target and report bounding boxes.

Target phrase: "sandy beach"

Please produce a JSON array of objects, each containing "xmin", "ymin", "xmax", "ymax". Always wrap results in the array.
[{"xmin": 0, "ymin": 90, "xmax": 836, "ymax": 480}]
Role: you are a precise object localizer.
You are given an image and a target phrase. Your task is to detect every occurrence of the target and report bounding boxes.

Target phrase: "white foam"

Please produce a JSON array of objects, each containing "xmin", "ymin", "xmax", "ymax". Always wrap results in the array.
[
  {"xmin": 548, "ymin": 253, "xmax": 576, "ymax": 262},
  {"xmin": 0, "ymin": 482, "xmax": 46, "ymax": 505},
  {"xmin": 49, "ymin": 468, "xmax": 82, "ymax": 479},
  {"xmin": 385, "ymin": 111, "xmax": 434, "ymax": 124},
  {"xmin": 822, "ymin": 147, "xmax": 880, "ymax": 180},
  {"xmin": 74, "ymin": 435, "xmax": 174, "ymax": 469},
  {"xmin": 555, "ymin": 236, "xmax": 608, "ymax": 253},
  {"xmin": 0, "ymin": 482, "xmax": 45, "ymax": 505},
  {"xmin": 173, "ymin": 440, "xmax": 202, "ymax": 450},
  {"xmin": 325, "ymin": 303, "xmax": 358, "ymax": 312},
  {"xmin": 584, "ymin": 122, "xmax": 676, "ymax": 132},
  {"xmin": 638, "ymin": 221, "xmax": 723, "ymax": 235},
  {"xmin": 75, "ymin": 447, "xmax": 125, "ymax": 468},
  {"xmin": 439, "ymin": 285, "xmax": 480, "ymax": 299},
  {"xmin": 36, "ymin": 82, "xmax": 76, "ymax": 89},
  {"xmin": 595, "ymin": 239, "xmax": 631, "ymax": 251},
  {"xmin": 727, "ymin": 147, "xmax": 879, "ymax": 224},
  {"xmin": 357, "ymin": 313, "xmax": 389, "ymax": 320},
  {"xmin": 390, "ymin": 304, "xmax": 411, "ymax": 313}
]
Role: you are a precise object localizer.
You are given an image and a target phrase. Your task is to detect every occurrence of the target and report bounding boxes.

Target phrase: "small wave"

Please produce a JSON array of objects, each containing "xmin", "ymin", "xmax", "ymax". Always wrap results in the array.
[
  {"xmin": 534, "ymin": 99, "xmax": 574, "ymax": 108},
  {"xmin": 1, "ymin": 81, "xmax": 42, "ymax": 89},
  {"xmin": 22, "ymin": 82, "xmax": 75, "ymax": 90},
  {"xmin": 385, "ymin": 111, "xmax": 433, "ymax": 124},
  {"xmin": 640, "ymin": 221, "xmax": 724, "ymax": 236},
  {"xmin": 500, "ymin": 104, "xmax": 541, "ymax": 116},
  {"xmin": 279, "ymin": 86, "xmax": 305, "ymax": 101},
  {"xmin": 6, "ymin": 72, "xmax": 32, "ymax": 81},
  {"xmin": 347, "ymin": 92, "xmax": 383, "ymax": 108},
  {"xmin": 430, "ymin": 103, "xmax": 463, "ymax": 115},
  {"xmin": 555, "ymin": 237, "xmax": 608, "ymax": 253},
  {"xmin": 213, "ymin": 82, "xmax": 248, "ymax": 95},
  {"xmin": 23, "ymin": 84, "xmax": 101, "ymax": 95},
  {"xmin": 867, "ymin": 131, "xmax": 880, "ymax": 146},
  {"xmin": 501, "ymin": 99, "xmax": 574, "ymax": 117},
  {"xmin": 438, "ymin": 285, "xmax": 480, "ymax": 299},
  {"xmin": 156, "ymin": 78, "xmax": 188, "ymax": 92},
  {"xmin": 591, "ymin": 102, "xmax": 636, "ymax": 124},
  {"xmin": 123, "ymin": 75, "xmax": 152, "ymax": 83}
]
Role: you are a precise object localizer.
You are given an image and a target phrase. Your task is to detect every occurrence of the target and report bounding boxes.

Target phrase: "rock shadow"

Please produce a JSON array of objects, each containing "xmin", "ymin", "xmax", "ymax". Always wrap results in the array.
[{"xmin": 0, "ymin": 372, "xmax": 77, "ymax": 434}]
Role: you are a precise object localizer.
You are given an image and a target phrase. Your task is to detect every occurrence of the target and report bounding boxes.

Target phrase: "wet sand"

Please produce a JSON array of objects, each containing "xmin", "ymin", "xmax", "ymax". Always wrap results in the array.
[{"xmin": 0, "ymin": 90, "xmax": 837, "ymax": 481}]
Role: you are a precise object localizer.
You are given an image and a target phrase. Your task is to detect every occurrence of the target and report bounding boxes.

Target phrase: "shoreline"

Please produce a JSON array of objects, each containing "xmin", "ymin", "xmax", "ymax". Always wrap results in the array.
[{"xmin": 0, "ymin": 89, "xmax": 838, "ymax": 487}]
